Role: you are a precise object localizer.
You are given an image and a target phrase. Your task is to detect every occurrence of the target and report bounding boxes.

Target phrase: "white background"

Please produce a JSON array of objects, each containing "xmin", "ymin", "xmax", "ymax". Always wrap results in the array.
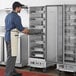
[{"xmin": 0, "ymin": 0, "xmax": 76, "ymax": 27}]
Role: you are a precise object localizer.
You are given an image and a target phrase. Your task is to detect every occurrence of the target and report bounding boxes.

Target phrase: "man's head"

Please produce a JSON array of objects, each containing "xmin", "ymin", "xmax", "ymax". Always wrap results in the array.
[{"xmin": 12, "ymin": 2, "xmax": 24, "ymax": 13}]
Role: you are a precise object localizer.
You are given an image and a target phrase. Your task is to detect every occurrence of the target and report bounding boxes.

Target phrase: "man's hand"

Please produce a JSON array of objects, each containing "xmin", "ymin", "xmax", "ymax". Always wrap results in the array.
[{"xmin": 22, "ymin": 28, "xmax": 29, "ymax": 34}]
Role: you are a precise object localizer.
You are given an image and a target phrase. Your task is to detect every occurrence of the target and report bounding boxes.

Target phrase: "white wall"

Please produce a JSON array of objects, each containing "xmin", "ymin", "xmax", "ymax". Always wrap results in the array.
[
  {"xmin": 1, "ymin": 0, "xmax": 76, "ymax": 9},
  {"xmin": 0, "ymin": 0, "xmax": 60, "ymax": 9},
  {"xmin": 0, "ymin": 11, "xmax": 8, "ymax": 26},
  {"xmin": 0, "ymin": 0, "xmax": 76, "ymax": 27},
  {"xmin": 18, "ymin": 9, "xmax": 29, "ymax": 27},
  {"xmin": 0, "ymin": 9, "xmax": 29, "ymax": 27},
  {"xmin": 0, "ymin": 0, "xmax": 60, "ymax": 27},
  {"xmin": 61, "ymin": 0, "xmax": 76, "ymax": 4}
]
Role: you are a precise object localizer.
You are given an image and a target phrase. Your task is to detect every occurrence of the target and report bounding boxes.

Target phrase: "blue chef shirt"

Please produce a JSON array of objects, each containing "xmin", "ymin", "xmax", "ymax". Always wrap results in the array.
[{"xmin": 5, "ymin": 12, "xmax": 24, "ymax": 42}]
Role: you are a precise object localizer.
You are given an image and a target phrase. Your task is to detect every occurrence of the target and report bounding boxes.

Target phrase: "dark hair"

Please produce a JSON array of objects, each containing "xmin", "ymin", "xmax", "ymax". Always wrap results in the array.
[{"xmin": 12, "ymin": 2, "xmax": 24, "ymax": 10}]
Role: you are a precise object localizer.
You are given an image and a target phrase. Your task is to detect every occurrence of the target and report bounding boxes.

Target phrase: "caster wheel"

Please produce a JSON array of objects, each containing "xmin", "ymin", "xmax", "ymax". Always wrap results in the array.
[
  {"xmin": 28, "ymin": 67, "xmax": 33, "ymax": 71},
  {"xmin": 57, "ymin": 70, "xmax": 62, "ymax": 76},
  {"xmin": 73, "ymin": 72, "xmax": 76, "ymax": 76},
  {"xmin": 42, "ymin": 68, "xmax": 47, "ymax": 73}
]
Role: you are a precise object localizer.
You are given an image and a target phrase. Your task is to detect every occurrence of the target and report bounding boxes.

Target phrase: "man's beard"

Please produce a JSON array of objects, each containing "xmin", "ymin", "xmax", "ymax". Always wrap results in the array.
[{"xmin": 17, "ymin": 10, "xmax": 21, "ymax": 13}]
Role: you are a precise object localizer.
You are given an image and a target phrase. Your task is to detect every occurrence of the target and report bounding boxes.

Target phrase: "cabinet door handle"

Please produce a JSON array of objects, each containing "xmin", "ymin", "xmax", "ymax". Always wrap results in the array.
[{"xmin": 15, "ymin": 35, "xmax": 18, "ymax": 36}]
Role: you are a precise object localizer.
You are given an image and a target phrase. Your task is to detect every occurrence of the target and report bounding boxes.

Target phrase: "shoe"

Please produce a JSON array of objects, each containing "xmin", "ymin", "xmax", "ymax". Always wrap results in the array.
[
  {"xmin": 11, "ymin": 71, "xmax": 22, "ymax": 76},
  {"xmin": 13, "ymin": 73, "xmax": 22, "ymax": 76}
]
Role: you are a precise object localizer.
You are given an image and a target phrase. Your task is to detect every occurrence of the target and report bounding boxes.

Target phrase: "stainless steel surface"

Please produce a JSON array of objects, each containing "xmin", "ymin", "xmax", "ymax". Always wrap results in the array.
[
  {"xmin": 57, "ymin": 6, "xmax": 63, "ymax": 64},
  {"xmin": 20, "ymin": 34, "xmax": 28, "ymax": 65},
  {"xmin": 47, "ymin": 6, "xmax": 57, "ymax": 63},
  {"xmin": 64, "ymin": 6, "xmax": 76, "ymax": 63},
  {"xmin": 0, "ymin": 37, "xmax": 4, "ymax": 62}
]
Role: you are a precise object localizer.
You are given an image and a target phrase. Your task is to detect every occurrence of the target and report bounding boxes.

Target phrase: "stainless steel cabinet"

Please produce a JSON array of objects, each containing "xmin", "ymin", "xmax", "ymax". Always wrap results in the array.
[
  {"xmin": 57, "ymin": 5, "xmax": 76, "ymax": 72},
  {"xmin": 0, "ymin": 36, "xmax": 4, "ymax": 62},
  {"xmin": 28, "ymin": 6, "xmax": 60, "ymax": 70},
  {"xmin": 0, "ymin": 27, "xmax": 28, "ymax": 67}
]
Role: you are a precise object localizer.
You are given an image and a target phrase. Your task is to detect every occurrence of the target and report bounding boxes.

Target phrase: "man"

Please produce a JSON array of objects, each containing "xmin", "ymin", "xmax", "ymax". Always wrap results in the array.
[{"xmin": 5, "ymin": 2, "xmax": 29, "ymax": 76}]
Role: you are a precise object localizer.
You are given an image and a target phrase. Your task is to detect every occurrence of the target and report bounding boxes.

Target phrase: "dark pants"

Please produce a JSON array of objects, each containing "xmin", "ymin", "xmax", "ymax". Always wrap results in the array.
[{"xmin": 5, "ymin": 42, "xmax": 16, "ymax": 76}]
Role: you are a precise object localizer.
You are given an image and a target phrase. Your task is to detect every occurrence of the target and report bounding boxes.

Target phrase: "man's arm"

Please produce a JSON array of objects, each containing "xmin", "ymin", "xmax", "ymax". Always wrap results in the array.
[
  {"xmin": 22, "ymin": 28, "xmax": 29, "ymax": 34},
  {"xmin": 14, "ymin": 15, "xmax": 42, "ymax": 35},
  {"xmin": 14, "ymin": 16, "xmax": 29, "ymax": 34}
]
